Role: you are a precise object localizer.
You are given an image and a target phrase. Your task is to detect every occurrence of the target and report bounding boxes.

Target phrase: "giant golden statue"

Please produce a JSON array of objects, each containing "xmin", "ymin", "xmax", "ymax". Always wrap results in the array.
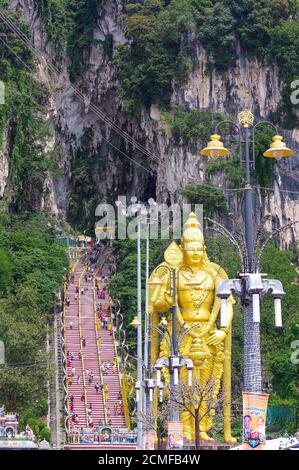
[{"xmin": 149, "ymin": 212, "xmax": 236, "ymax": 443}]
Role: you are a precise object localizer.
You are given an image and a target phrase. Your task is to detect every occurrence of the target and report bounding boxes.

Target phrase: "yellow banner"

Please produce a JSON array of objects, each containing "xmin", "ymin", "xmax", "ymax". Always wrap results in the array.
[
  {"xmin": 167, "ymin": 422, "xmax": 184, "ymax": 450},
  {"xmin": 242, "ymin": 392, "xmax": 269, "ymax": 450}
]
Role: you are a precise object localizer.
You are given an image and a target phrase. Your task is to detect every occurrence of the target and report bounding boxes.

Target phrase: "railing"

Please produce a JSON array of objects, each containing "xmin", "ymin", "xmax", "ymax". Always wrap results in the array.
[
  {"xmin": 67, "ymin": 429, "xmax": 137, "ymax": 445},
  {"xmin": 93, "ymin": 264, "xmax": 108, "ymax": 423},
  {"xmin": 109, "ymin": 297, "xmax": 131, "ymax": 431},
  {"xmin": 62, "ymin": 283, "xmax": 70, "ymax": 437},
  {"xmin": 93, "ymin": 249, "xmax": 130, "ymax": 430},
  {"xmin": 120, "ymin": 377, "xmax": 131, "ymax": 431},
  {"xmin": 63, "ymin": 257, "xmax": 81, "ymax": 440},
  {"xmin": 78, "ymin": 267, "xmax": 89, "ymax": 426}
]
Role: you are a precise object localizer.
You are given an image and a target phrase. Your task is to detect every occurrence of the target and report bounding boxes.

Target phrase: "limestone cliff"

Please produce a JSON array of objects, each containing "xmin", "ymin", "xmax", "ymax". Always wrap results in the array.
[{"xmin": 1, "ymin": 0, "xmax": 299, "ymax": 244}]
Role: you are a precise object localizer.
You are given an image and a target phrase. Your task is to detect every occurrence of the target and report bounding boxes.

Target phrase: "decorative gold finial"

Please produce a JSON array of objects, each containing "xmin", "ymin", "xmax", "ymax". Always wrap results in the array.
[{"xmin": 237, "ymin": 110, "xmax": 254, "ymax": 128}]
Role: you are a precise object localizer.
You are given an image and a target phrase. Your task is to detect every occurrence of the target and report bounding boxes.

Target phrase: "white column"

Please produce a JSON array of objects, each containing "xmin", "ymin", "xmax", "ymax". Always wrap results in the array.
[
  {"xmin": 274, "ymin": 298, "xmax": 282, "ymax": 327},
  {"xmin": 252, "ymin": 293, "xmax": 261, "ymax": 323},
  {"xmin": 220, "ymin": 298, "xmax": 228, "ymax": 327}
]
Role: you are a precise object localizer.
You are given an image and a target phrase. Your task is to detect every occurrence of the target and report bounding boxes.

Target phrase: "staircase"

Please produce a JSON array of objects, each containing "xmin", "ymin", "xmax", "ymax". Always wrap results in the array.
[
  {"xmin": 97, "ymin": 263, "xmax": 126, "ymax": 429},
  {"xmin": 64, "ymin": 262, "xmax": 87, "ymax": 428},
  {"xmin": 63, "ymin": 250, "xmax": 134, "ymax": 449}
]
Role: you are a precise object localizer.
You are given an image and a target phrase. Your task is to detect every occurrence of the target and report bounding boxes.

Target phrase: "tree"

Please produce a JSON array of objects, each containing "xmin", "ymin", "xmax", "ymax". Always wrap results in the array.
[
  {"xmin": 116, "ymin": 0, "xmax": 195, "ymax": 112},
  {"xmin": 138, "ymin": 402, "xmax": 170, "ymax": 449},
  {"xmin": 166, "ymin": 377, "xmax": 226, "ymax": 449},
  {"xmin": 0, "ymin": 247, "xmax": 12, "ymax": 294},
  {"xmin": 198, "ymin": 3, "xmax": 237, "ymax": 70},
  {"xmin": 168, "ymin": 107, "xmax": 224, "ymax": 149},
  {"xmin": 0, "ymin": 211, "xmax": 68, "ymax": 424},
  {"xmin": 181, "ymin": 184, "xmax": 228, "ymax": 216}
]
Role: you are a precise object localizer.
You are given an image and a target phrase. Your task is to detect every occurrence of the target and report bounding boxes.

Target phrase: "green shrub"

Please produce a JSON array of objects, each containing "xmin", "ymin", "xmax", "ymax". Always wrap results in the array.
[
  {"xmin": 169, "ymin": 108, "xmax": 226, "ymax": 150},
  {"xmin": 39, "ymin": 426, "xmax": 52, "ymax": 442},
  {"xmin": 206, "ymin": 157, "xmax": 244, "ymax": 189},
  {"xmin": 181, "ymin": 184, "xmax": 228, "ymax": 216}
]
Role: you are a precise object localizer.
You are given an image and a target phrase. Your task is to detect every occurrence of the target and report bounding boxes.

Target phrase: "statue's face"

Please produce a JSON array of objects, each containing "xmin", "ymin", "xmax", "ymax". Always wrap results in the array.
[{"xmin": 183, "ymin": 242, "xmax": 205, "ymax": 266}]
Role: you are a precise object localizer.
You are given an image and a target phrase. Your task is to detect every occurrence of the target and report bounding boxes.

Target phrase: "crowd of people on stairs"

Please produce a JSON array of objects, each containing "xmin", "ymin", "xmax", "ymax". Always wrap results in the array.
[{"xmin": 64, "ymin": 244, "xmax": 127, "ymax": 445}]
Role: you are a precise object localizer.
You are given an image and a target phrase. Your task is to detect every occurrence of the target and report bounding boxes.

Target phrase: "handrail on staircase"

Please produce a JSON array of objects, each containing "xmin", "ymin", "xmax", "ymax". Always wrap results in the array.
[
  {"xmin": 109, "ymin": 293, "xmax": 131, "ymax": 430},
  {"xmin": 63, "ymin": 283, "xmax": 71, "ymax": 436},
  {"xmin": 63, "ymin": 256, "xmax": 82, "ymax": 439},
  {"xmin": 78, "ymin": 267, "xmax": 89, "ymax": 426},
  {"xmin": 100, "ymin": 246, "xmax": 131, "ymax": 430},
  {"xmin": 93, "ymin": 262, "xmax": 108, "ymax": 424}
]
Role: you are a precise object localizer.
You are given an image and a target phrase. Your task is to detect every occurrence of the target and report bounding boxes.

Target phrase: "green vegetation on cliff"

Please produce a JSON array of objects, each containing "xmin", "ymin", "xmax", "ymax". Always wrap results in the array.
[
  {"xmin": 181, "ymin": 184, "xmax": 228, "ymax": 216},
  {"xmin": 164, "ymin": 108, "xmax": 225, "ymax": 150},
  {"xmin": 116, "ymin": 0, "xmax": 195, "ymax": 114},
  {"xmin": 34, "ymin": 0, "xmax": 103, "ymax": 80},
  {"xmin": 3, "ymin": 1, "xmax": 297, "ymax": 125},
  {"xmin": 117, "ymin": 0, "xmax": 298, "ymax": 126},
  {"xmin": 0, "ymin": 7, "xmax": 57, "ymax": 211}
]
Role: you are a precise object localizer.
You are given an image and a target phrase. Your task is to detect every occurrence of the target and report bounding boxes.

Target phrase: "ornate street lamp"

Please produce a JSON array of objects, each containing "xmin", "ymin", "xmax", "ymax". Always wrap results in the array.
[
  {"xmin": 263, "ymin": 135, "xmax": 294, "ymax": 159},
  {"xmin": 200, "ymin": 134, "xmax": 230, "ymax": 157},
  {"xmin": 200, "ymin": 110, "xmax": 294, "ymax": 393},
  {"xmin": 117, "ymin": 198, "xmax": 145, "ymax": 448}
]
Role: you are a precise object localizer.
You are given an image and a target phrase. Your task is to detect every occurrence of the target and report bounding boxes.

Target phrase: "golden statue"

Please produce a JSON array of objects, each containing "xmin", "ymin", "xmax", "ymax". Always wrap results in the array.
[{"xmin": 149, "ymin": 212, "xmax": 236, "ymax": 443}]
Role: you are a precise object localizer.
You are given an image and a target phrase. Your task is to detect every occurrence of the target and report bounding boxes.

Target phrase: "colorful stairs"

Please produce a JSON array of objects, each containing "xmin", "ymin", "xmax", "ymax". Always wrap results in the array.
[{"xmin": 64, "ymin": 250, "xmax": 134, "ymax": 449}]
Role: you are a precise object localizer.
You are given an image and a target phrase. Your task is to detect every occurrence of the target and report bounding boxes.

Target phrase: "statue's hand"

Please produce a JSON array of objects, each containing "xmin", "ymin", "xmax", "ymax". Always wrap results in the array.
[
  {"xmin": 206, "ymin": 329, "xmax": 226, "ymax": 346},
  {"xmin": 197, "ymin": 321, "xmax": 214, "ymax": 337}
]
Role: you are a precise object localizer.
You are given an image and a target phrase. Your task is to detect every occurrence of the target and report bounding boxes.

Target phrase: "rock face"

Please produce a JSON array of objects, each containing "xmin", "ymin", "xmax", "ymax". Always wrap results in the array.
[
  {"xmin": 0, "ymin": 125, "xmax": 10, "ymax": 198},
  {"xmin": 173, "ymin": 44, "xmax": 282, "ymax": 119},
  {"xmin": 2, "ymin": 0, "xmax": 299, "ymax": 244}
]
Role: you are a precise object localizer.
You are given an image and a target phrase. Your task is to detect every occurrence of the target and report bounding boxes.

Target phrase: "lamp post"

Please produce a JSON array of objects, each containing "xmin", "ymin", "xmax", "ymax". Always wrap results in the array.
[
  {"xmin": 128, "ymin": 326, "xmax": 164, "ymax": 413},
  {"xmin": 140, "ymin": 199, "xmax": 162, "ymax": 418},
  {"xmin": 118, "ymin": 197, "xmax": 158, "ymax": 448},
  {"xmin": 131, "ymin": 314, "xmax": 195, "ymax": 448},
  {"xmin": 200, "ymin": 110, "xmax": 294, "ymax": 393},
  {"xmin": 116, "ymin": 198, "xmax": 144, "ymax": 448},
  {"xmin": 127, "ymin": 332, "xmax": 165, "ymax": 449},
  {"xmin": 153, "ymin": 316, "xmax": 195, "ymax": 387}
]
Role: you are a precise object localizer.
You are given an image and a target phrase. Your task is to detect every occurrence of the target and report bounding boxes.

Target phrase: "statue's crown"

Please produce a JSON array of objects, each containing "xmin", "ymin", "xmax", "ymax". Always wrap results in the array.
[{"xmin": 181, "ymin": 212, "xmax": 204, "ymax": 245}]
